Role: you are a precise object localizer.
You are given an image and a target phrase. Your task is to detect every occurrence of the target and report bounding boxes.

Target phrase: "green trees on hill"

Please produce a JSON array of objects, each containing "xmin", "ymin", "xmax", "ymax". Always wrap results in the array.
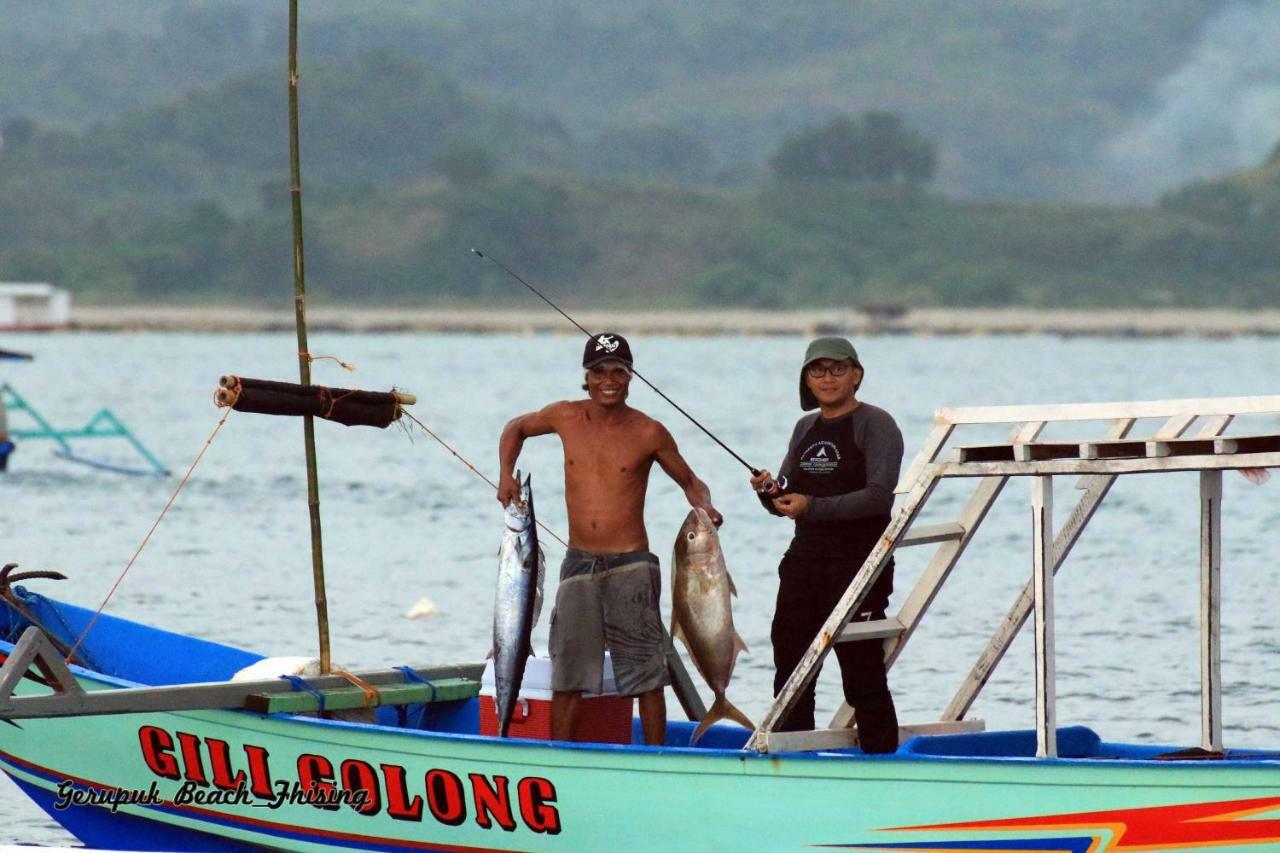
[
  {"xmin": 584, "ymin": 124, "xmax": 715, "ymax": 183},
  {"xmin": 5, "ymin": 85, "xmax": 1280, "ymax": 309},
  {"xmin": 0, "ymin": 0, "xmax": 1230, "ymax": 200},
  {"xmin": 4, "ymin": 8, "xmax": 1280, "ymax": 309},
  {"xmin": 770, "ymin": 112, "xmax": 937, "ymax": 186}
]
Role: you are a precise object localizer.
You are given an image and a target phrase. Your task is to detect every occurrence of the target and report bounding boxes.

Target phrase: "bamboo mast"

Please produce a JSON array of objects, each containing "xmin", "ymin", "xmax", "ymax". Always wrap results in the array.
[{"xmin": 288, "ymin": 0, "xmax": 331, "ymax": 673}]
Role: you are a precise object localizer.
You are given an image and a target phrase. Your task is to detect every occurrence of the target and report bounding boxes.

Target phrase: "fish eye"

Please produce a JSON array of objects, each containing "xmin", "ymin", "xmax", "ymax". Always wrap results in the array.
[{"xmin": 686, "ymin": 531, "xmax": 696, "ymax": 541}]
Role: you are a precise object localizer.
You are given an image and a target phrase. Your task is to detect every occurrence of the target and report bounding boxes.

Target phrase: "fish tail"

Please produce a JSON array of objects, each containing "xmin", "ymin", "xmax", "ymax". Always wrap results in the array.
[{"xmin": 689, "ymin": 693, "xmax": 755, "ymax": 746}]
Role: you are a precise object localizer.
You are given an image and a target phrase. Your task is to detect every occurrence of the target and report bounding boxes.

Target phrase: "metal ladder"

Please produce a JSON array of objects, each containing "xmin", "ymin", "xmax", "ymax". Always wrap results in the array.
[{"xmin": 746, "ymin": 395, "xmax": 1280, "ymax": 754}]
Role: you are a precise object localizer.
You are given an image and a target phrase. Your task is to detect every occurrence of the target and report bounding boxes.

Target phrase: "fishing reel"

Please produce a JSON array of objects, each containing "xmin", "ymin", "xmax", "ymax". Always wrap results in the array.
[{"xmin": 759, "ymin": 474, "xmax": 793, "ymax": 498}]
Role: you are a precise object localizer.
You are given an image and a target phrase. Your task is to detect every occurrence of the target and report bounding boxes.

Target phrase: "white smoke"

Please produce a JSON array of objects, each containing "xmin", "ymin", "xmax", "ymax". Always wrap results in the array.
[{"xmin": 1100, "ymin": 1, "xmax": 1280, "ymax": 202}]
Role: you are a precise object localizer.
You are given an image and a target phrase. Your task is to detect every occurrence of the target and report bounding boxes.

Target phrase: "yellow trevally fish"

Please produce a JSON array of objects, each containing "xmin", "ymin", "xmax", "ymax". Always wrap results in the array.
[{"xmin": 671, "ymin": 507, "xmax": 753, "ymax": 745}]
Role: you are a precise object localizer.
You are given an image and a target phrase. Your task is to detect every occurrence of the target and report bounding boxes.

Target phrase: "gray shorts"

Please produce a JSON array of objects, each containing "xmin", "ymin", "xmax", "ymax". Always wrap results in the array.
[{"xmin": 549, "ymin": 548, "xmax": 669, "ymax": 696}]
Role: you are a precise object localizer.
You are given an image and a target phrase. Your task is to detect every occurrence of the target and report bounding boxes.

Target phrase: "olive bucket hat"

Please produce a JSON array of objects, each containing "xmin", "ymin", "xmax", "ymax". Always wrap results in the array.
[{"xmin": 799, "ymin": 336, "xmax": 861, "ymax": 411}]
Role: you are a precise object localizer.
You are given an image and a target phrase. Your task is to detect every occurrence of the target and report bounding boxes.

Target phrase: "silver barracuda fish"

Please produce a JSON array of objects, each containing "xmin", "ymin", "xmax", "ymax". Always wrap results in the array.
[
  {"xmin": 493, "ymin": 471, "xmax": 545, "ymax": 738},
  {"xmin": 671, "ymin": 507, "xmax": 753, "ymax": 745}
]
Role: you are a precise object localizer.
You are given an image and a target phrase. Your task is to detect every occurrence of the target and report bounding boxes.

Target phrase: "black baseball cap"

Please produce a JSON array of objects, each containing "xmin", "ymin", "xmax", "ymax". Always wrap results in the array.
[{"xmin": 583, "ymin": 332, "xmax": 634, "ymax": 369}]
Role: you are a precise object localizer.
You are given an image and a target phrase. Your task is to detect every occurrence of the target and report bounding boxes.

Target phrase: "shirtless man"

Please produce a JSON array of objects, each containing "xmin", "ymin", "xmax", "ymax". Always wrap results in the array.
[{"xmin": 497, "ymin": 332, "xmax": 721, "ymax": 745}]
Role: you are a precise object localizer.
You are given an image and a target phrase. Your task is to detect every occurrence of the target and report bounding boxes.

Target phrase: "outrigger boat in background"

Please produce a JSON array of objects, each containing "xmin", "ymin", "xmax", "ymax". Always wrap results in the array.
[
  {"xmin": 3, "ymin": 393, "xmax": 1280, "ymax": 851},
  {"xmin": 0, "ymin": 383, "xmax": 168, "ymax": 477}
]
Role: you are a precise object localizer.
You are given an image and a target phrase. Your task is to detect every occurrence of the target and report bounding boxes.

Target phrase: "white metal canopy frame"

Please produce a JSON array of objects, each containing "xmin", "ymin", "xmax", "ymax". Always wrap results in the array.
[{"xmin": 746, "ymin": 394, "xmax": 1280, "ymax": 755}]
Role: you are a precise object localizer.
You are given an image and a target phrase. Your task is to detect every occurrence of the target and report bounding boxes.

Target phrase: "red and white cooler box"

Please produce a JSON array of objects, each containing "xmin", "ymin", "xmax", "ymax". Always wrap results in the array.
[{"xmin": 479, "ymin": 653, "xmax": 633, "ymax": 743}]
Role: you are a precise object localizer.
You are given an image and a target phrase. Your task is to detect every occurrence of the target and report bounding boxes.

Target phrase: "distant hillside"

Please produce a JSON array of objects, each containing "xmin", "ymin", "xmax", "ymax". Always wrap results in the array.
[
  {"xmin": 0, "ymin": 51, "xmax": 577, "ymax": 213},
  {"xmin": 0, "ymin": 0, "xmax": 1236, "ymax": 200},
  {"xmin": 4, "ymin": 0, "xmax": 1278, "ymax": 311},
  {"xmin": 6, "ymin": 110, "xmax": 1278, "ymax": 310}
]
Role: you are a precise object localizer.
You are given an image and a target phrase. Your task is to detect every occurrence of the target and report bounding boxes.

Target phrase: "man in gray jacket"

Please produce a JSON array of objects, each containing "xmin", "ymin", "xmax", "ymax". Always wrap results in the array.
[{"xmin": 750, "ymin": 336, "xmax": 903, "ymax": 752}]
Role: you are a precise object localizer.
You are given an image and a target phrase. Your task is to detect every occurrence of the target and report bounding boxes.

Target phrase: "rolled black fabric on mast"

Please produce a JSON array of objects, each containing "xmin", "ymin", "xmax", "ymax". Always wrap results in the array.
[{"xmin": 215, "ymin": 376, "xmax": 414, "ymax": 429}]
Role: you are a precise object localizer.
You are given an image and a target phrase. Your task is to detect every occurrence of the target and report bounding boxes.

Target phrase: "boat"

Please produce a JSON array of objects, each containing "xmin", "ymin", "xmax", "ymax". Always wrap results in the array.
[
  {"xmin": 3, "ymin": 393, "xmax": 1280, "ymax": 851},
  {"xmin": 6, "ymin": 6, "xmax": 1279, "ymax": 847},
  {"xmin": 0, "ymin": 382, "xmax": 168, "ymax": 476}
]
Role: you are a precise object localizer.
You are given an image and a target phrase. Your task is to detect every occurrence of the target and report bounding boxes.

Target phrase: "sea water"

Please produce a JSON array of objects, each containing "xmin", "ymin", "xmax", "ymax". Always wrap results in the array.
[{"xmin": 1, "ymin": 331, "xmax": 1278, "ymax": 845}]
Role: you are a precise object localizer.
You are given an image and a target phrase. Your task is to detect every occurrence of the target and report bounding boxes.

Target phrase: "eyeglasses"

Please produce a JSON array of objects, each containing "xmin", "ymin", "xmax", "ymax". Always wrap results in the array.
[{"xmin": 805, "ymin": 361, "xmax": 853, "ymax": 379}]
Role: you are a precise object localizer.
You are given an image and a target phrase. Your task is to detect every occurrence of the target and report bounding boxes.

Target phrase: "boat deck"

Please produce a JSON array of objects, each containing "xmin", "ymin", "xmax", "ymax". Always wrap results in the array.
[{"xmin": 4, "ymin": 591, "xmax": 1279, "ymax": 767}]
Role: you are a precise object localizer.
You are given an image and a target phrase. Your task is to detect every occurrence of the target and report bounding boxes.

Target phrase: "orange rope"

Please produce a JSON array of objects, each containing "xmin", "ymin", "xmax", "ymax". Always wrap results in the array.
[
  {"xmin": 317, "ymin": 387, "xmax": 361, "ymax": 420},
  {"xmin": 213, "ymin": 386, "xmax": 239, "ymax": 408},
  {"xmin": 299, "ymin": 352, "xmax": 356, "ymax": 372},
  {"xmin": 333, "ymin": 668, "xmax": 381, "ymax": 707},
  {"xmin": 399, "ymin": 409, "xmax": 568, "ymax": 549},
  {"xmin": 66, "ymin": 408, "xmax": 234, "ymax": 664}
]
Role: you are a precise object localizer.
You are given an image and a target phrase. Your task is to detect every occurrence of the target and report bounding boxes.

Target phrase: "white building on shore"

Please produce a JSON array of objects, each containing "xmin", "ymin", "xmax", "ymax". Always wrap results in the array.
[{"xmin": 0, "ymin": 282, "xmax": 71, "ymax": 330}]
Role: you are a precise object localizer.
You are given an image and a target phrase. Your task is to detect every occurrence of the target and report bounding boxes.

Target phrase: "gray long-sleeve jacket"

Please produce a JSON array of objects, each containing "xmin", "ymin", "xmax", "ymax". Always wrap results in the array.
[{"xmin": 759, "ymin": 403, "xmax": 904, "ymax": 526}]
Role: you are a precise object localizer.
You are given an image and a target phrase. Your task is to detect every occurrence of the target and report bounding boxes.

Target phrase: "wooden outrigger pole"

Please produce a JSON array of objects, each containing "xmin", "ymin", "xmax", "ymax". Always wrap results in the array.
[{"xmin": 287, "ymin": 0, "xmax": 332, "ymax": 674}]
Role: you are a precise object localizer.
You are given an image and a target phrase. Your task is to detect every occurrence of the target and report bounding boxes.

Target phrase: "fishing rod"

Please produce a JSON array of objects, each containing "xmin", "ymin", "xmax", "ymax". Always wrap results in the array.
[{"xmin": 471, "ymin": 248, "xmax": 775, "ymax": 484}]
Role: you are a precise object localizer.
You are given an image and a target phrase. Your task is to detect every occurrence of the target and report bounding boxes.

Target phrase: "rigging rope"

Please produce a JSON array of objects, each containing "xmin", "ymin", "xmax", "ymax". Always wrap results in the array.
[
  {"xmin": 399, "ymin": 409, "xmax": 569, "ymax": 549},
  {"xmin": 65, "ymin": 408, "xmax": 234, "ymax": 664},
  {"xmin": 299, "ymin": 352, "xmax": 356, "ymax": 372},
  {"xmin": 61, "ymin": 392, "xmax": 565, "ymax": 666}
]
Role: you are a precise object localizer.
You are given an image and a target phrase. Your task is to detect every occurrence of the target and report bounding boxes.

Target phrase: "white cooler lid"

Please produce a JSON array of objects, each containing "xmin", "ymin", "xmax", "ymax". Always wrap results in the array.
[{"xmin": 480, "ymin": 652, "xmax": 619, "ymax": 698}]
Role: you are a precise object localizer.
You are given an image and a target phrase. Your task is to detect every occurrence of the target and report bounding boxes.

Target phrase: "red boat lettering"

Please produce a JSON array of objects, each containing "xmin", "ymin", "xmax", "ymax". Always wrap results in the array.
[
  {"xmin": 138, "ymin": 726, "xmax": 180, "ymax": 780},
  {"xmin": 242, "ymin": 743, "xmax": 275, "ymax": 799},
  {"xmin": 518, "ymin": 777, "xmax": 562, "ymax": 835},
  {"xmin": 339, "ymin": 759, "xmax": 382, "ymax": 816},
  {"xmin": 296, "ymin": 753, "xmax": 340, "ymax": 811},
  {"xmin": 470, "ymin": 774, "xmax": 517, "ymax": 832},
  {"xmin": 205, "ymin": 738, "xmax": 248, "ymax": 791},
  {"xmin": 176, "ymin": 731, "xmax": 208, "ymax": 786},
  {"xmin": 134, "ymin": 726, "xmax": 562, "ymax": 832},
  {"xmin": 425, "ymin": 769, "xmax": 466, "ymax": 826},
  {"xmin": 380, "ymin": 762, "xmax": 424, "ymax": 821}
]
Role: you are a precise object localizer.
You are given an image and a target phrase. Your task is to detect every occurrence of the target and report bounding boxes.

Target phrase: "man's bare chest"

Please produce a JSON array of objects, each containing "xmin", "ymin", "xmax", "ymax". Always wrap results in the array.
[{"xmin": 559, "ymin": 428, "xmax": 654, "ymax": 479}]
